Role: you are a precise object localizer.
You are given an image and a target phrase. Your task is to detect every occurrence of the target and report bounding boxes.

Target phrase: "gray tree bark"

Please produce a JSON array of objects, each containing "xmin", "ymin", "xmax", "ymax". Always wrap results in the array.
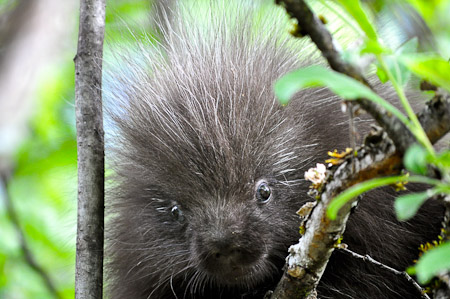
[
  {"xmin": 74, "ymin": 0, "xmax": 106, "ymax": 298},
  {"xmin": 272, "ymin": 0, "xmax": 450, "ymax": 297}
]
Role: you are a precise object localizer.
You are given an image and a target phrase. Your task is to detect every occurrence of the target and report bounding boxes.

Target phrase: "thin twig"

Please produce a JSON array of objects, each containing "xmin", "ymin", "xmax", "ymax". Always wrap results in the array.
[
  {"xmin": 0, "ymin": 172, "xmax": 61, "ymax": 299},
  {"xmin": 276, "ymin": 0, "xmax": 366, "ymax": 83},
  {"xmin": 276, "ymin": 0, "xmax": 417, "ymax": 152},
  {"xmin": 271, "ymin": 1, "xmax": 450, "ymax": 298},
  {"xmin": 347, "ymin": 102, "xmax": 356, "ymax": 173},
  {"xmin": 271, "ymin": 129, "xmax": 400, "ymax": 299},
  {"xmin": 339, "ymin": 247, "xmax": 430, "ymax": 299}
]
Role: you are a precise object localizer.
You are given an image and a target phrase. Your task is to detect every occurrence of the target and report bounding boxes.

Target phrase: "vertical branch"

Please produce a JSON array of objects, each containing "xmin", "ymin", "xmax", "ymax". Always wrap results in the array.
[{"xmin": 74, "ymin": 0, "xmax": 105, "ymax": 298}]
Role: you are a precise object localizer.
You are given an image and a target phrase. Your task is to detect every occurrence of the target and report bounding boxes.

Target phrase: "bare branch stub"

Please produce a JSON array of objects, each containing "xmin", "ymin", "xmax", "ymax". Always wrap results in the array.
[{"xmin": 74, "ymin": 0, "xmax": 106, "ymax": 298}]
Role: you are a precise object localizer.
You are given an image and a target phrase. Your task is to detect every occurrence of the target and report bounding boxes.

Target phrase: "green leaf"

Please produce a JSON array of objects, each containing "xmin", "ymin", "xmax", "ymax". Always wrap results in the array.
[
  {"xmin": 394, "ymin": 191, "xmax": 433, "ymax": 221},
  {"xmin": 374, "ymin": 38, "xmax": 418, "ymax": 85},
  {"xmin": 429, "ymin": 150, "xmax": 450, "ymax": 169},
  {"xmin": 390, "ymin": 38, "xmax": 418, "ymax": 85},
  {"xmin": 336, "ymin": 0, "xmax": 378, "ymax": 40},
  {"xmin": 399, "ymin": 54, "xmax": 450, "ymax": 93},
  {"xmin": 274, "ymin": 65, "xmax": 410, "ymax": 126},
  {"xmin": 437, "ymin": 151, "xmax": 450, "ymax": 168},
  {"xmin": 404, "ymin": 144, "xmax": 428, "ymax": 175},
  {"xmin": 360, "ymin": 39, "xmax": 389, "ymax": 55},
  {"xmin": 327, "ymin": 175, "xmax": 409, "ymax": 220},
  {"xmin": 436, "ymin": 184, "xmax": 450, "ymax": 195},
  {"xmin": 376, "ymin": 65, "xmax": 388, "ymax": 83},
  {"xmin": 414, "ymin": 242, "xmax": 450, "ymax": 284},
  {"xmin": 397, "ymin": 38, "xmax": 419, "ymax": 56},
  {"xmin": 393, "ymin": 39, "xmax": 418, "ymax": 85}
]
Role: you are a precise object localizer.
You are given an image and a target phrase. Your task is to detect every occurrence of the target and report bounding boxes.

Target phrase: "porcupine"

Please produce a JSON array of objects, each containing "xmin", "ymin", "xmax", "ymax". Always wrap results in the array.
[{"xmin": 104, "ymin": 2, "xmax": 444, "ymax": 298}]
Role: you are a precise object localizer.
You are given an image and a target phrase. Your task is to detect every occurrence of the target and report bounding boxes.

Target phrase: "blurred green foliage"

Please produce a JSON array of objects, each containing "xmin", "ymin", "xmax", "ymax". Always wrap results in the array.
[
  {"xmin": 0, "ymin": 1, "xmax": 153, "ymax": 298},
  {"xmin": 1, "ymin": 0, "xmax": 449, "ymax": 298},
  {"xmin": 0, "ymin": 63, "xmax": 77, "ymax": 298},
  {"xmin": 0, "ymin": 0, "xmax": 17, "ymax": 10},
  {"xmin": 105, "ymin": 0, "xmax": 151, "ymax": 45}
]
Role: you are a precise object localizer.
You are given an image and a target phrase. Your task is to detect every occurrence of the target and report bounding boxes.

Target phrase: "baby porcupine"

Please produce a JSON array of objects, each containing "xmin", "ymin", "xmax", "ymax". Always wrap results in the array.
[{"xmin": 104, "ymin": 2, "xmax": 443, "ymax": 298}]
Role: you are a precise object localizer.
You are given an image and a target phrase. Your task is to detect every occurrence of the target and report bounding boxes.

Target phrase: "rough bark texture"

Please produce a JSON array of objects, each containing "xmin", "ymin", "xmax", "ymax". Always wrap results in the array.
[
  {"xmin": 271, "ymin": 130, "xmax": 398, "ymax": 298},
  {"xmin": 276, "ymin": 0, "xmax": 418, "ymax": 153},
  {"xmin": 74, "ymin": 0, "xmax": 106, "ymax": 298},
  {"xmin": 418, "ymin": 92, "xmax": 450, "ymax": 144},
  {"xmin": 271, "ymin": 92, "xmax": 450, "ymax": 298},
  {"xmin": 272, "ymin": 0, "xmax": 450, "ymax": 297},
  {"xmin": 275, "ymin": 0, "xmax": 365, "ymax": 83}
]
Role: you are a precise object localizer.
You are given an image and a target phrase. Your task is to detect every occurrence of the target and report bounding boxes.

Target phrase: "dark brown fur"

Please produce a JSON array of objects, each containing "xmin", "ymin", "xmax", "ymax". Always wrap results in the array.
[{"xmin": 104, "ymin": 3, "xmax": 443, "ymax": 298}]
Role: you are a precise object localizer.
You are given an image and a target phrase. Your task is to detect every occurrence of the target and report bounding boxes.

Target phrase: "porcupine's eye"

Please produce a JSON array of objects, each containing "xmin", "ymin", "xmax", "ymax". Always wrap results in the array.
[
  {"xmin": 255, "ymin": 181, "xmax": 272, "ymax": 204},
  {"xmin": 171, "ymin": 205, "xmax": 185, "ymax": 222}
]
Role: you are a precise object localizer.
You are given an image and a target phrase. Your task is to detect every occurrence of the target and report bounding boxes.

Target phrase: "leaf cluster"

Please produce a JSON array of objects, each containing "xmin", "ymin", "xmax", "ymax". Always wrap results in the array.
[{"xmin": 275, "ymin": 0, "xmax": 450, "ymax": 287}]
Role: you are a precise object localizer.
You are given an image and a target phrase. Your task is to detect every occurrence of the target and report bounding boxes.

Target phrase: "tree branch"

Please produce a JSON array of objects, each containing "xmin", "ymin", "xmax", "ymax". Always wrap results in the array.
[
  {"xmin": 276, "ymin": 0, "xmax": 418, "ymax": 153},
  {"xmin": 74, "ymin": 0, "xmax": 106, "ymax": 298},
  {"xmin": 0, "ymin": 172, "xmax": 61, "ymax": 299},
  {"xmin": 271, "ymin": 92, "xmax": 450, "ymax": 297},
  {"xmin": 339, "ymin": 247, "xmax": 430, "ymax": 299},
  {"xmin": 275, "ymin": 0, "xmax": 366, "ymax": 83},
  {"xmin": 271, "ymin": 129, "xmax": 399, "ymax": 298},
  {"xmin": 271, "ymin": 1, "xmax": 450, "ymax": 297},
  {"xmin": 417, "ymin": 92, "xmax": 450, "ymax": 144}
]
